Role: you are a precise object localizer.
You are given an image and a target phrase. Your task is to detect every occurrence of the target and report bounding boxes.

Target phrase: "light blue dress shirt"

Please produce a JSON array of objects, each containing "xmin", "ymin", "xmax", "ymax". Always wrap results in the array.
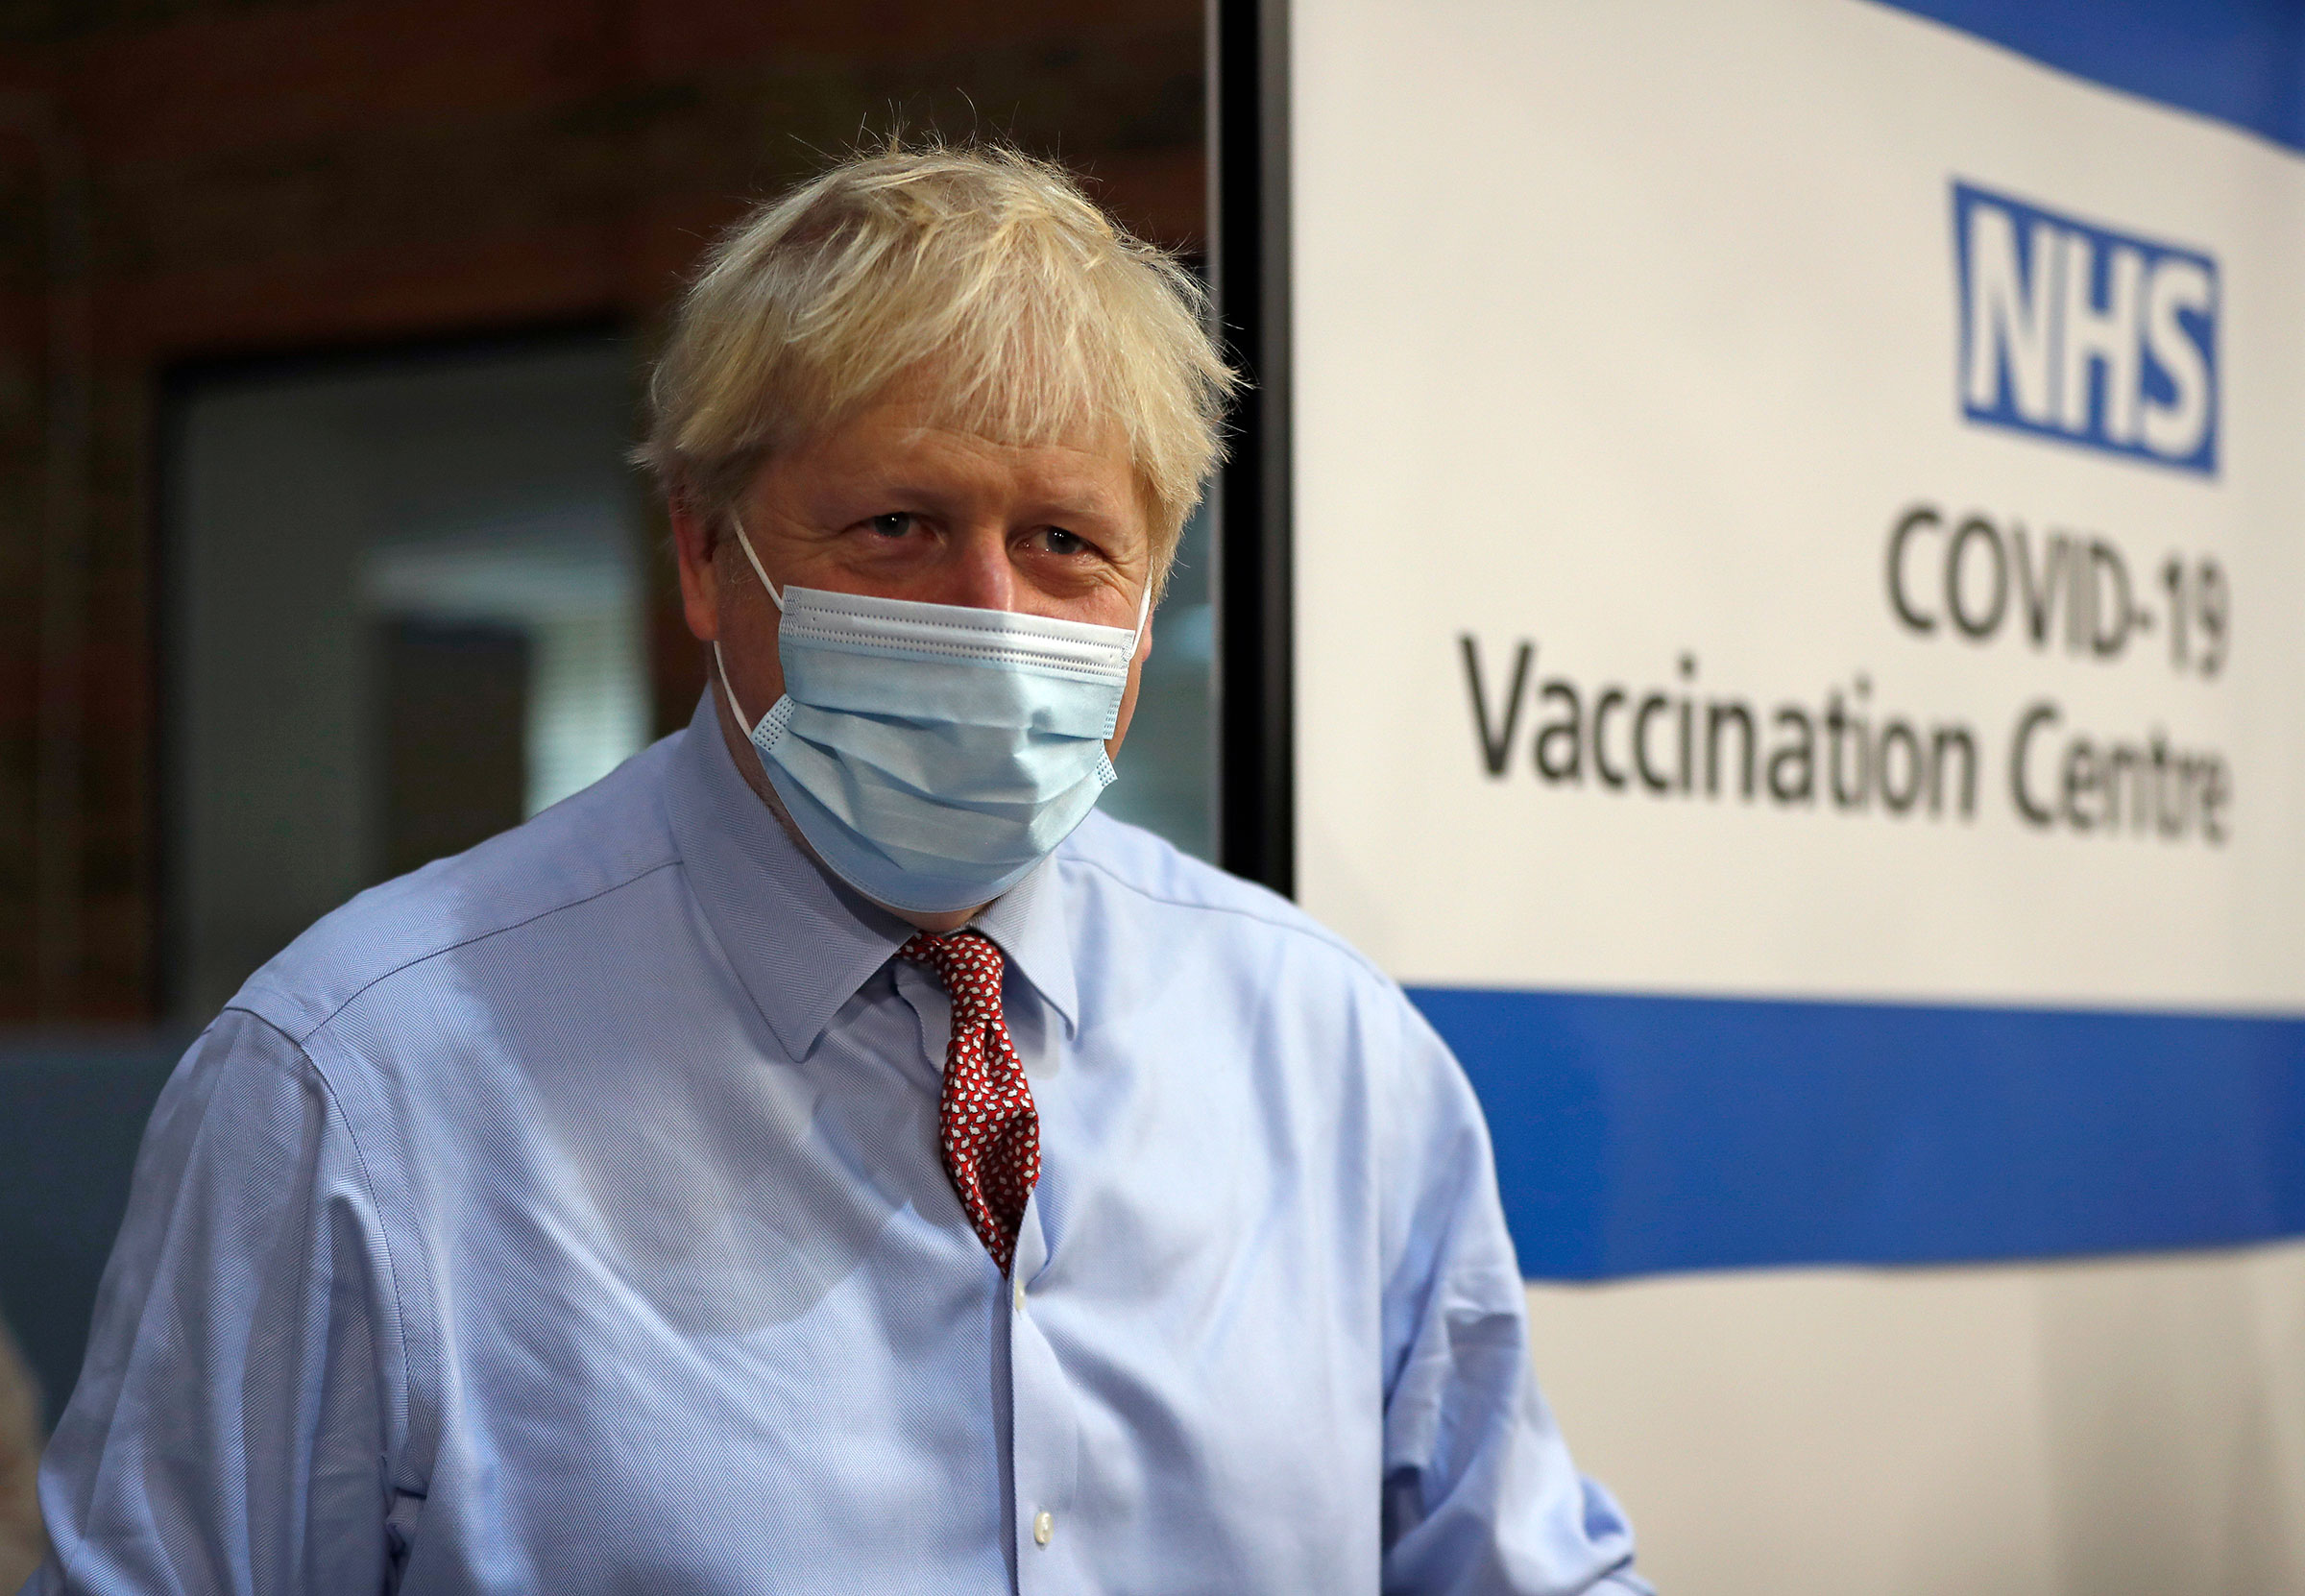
[{"xmin": 31, "ymin": 695, "xmax": 1646, "ymax": 1595}]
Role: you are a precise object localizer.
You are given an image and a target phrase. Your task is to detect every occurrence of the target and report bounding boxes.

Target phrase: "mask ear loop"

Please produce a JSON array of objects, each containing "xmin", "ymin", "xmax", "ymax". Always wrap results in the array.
[
  {"xmin": 711, "ymin": 641, "xmax": 753, "ymax": 733},
  {"xmin": 1126, "ymin": 579, "xmax": 1153, "ymax": 661},
  {"xmin": 712, "ymin": 514, "xmax": 782, "ymax": 732},
  {"xmin": 730, "ymin": 515, "xmax": 786, "ymax": 612}
]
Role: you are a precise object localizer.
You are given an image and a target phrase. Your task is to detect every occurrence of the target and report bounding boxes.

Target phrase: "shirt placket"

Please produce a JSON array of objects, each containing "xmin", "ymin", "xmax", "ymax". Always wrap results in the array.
[
  {"xmin": 893, "ymin": 956, "xmax": 1081, "ymax": 1590},
  {"xmin": 1006, "ymin": 1196, "xmax": 1081, "ymax": 1594}
]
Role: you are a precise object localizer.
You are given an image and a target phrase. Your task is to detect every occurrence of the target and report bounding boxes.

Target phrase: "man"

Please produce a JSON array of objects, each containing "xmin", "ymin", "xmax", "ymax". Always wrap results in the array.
[{"xmin": 29, "ymin": 146, "xmax": 1645, "ymax": 1593}]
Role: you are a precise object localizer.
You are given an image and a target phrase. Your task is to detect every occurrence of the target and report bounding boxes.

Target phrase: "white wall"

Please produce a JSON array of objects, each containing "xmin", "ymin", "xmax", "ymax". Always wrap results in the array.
[{"xmin": 1528, "ymin": 1241, "xmax": 2305, "ymax": 1594}]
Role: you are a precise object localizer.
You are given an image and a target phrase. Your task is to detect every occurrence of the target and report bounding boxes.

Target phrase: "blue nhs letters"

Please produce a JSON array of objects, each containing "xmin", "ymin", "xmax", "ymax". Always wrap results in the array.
[{"xmin": 1953, "ymin": 181, "xmax": 2218, "ymax": 474}]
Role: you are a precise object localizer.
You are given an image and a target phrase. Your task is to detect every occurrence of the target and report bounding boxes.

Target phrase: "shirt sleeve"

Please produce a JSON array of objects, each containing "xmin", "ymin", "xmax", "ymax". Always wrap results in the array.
[
  {"xmin": 27, "ymin": 1009, "xmax": 408, "ymax": 1596},
  {"xmin": 1376, "ymin": 999, "xmax": 1652, "ymax": 1596}
]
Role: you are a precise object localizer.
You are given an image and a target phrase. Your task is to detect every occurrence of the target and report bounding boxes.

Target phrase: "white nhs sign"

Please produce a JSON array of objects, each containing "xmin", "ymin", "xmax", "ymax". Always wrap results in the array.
[{"xmin": 1953, "ymin": 181, "xmax": 2219, "ymax": 474}]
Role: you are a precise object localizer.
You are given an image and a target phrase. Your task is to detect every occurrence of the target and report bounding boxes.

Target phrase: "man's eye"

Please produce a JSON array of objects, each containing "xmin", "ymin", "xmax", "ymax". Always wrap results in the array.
[
  {"xmin": 1042, "ymin": 527, "xmax": 1088, "ymax": 555},
  {"xmin": 865, "ymin": 512, "xmax": 914, "ymax": 538}
]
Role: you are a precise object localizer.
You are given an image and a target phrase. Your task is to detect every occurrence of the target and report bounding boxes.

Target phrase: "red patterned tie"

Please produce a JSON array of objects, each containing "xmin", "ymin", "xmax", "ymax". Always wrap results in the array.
[{"xmin": 900, "ymin": 930, "xmax": 1041, "ymax": 1274}]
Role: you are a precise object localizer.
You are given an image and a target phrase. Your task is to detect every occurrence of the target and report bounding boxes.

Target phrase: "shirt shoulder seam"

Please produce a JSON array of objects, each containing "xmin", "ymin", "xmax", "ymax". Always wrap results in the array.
[
  {"xmin": 248, "ymin": 854, "xmax": 685, "ymax": 1046},
  {"xmin": 1057, "ymin": 851, "xmax": 1393, "ymax": 985}
]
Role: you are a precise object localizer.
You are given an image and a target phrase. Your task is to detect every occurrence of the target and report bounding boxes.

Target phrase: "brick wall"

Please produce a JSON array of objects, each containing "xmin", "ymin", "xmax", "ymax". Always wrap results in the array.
[{"xmin": 0, "ymin": 0, "xmax": 1206, "ymax": 1020}]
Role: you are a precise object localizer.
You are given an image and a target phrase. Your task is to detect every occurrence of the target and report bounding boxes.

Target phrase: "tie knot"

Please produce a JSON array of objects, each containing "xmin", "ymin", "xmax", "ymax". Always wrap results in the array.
[{"xmin": 899, "ymin": 929, "xmax": 1006, "ymax": 1003}]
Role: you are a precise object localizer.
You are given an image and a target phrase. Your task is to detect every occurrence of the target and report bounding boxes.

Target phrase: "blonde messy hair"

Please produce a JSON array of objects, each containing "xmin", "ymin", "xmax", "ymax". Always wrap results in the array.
[{"xmin": 637, "ymin": 143, "xmax": 1238, "ymax": 584}]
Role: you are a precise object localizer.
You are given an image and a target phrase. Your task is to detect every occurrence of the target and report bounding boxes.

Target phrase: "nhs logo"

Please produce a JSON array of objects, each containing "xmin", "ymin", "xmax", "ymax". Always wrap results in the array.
[{"xmin": 1953, "ymin": 181, "xmax": 2218, "ymax": 474}]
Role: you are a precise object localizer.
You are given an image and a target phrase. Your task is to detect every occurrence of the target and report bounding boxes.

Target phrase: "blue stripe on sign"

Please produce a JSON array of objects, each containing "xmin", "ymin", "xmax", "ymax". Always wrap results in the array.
[
  {"xmin": 1879, "ymin": 0, "xmax": 2305, "ymax": 155},
  {"xmin": 1406, "ymin": 985, "xmax": 2305, "ymax": 1279}
]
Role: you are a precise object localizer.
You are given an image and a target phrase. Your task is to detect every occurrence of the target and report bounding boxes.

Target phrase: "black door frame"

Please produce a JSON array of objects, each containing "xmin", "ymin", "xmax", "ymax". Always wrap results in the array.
[{"xmin": 1208, "ymin": 0, "xmax": 1295, "ymax": 897}]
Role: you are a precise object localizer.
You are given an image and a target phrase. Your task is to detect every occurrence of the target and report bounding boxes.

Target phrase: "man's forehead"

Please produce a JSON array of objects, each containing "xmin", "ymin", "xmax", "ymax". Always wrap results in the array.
[
  {"xmin": 839, "ymin": 380, "xmax": 1131, "ymax": 469},
  {"xmin": 783, "ymin": 389, "xmax": 1148, "ymax": 525}
]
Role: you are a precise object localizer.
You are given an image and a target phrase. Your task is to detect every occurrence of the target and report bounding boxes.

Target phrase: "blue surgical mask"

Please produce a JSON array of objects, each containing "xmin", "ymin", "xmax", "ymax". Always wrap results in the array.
[{"xmin": 713, "ymin": 519, "xmax": 1148, "ymax": 914}]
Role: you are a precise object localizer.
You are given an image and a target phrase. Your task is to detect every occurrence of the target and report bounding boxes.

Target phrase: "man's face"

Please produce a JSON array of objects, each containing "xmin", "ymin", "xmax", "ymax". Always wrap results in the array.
[{"xmin": 673, "ymin": 378, "xmax": 1156, "ymax": 762}]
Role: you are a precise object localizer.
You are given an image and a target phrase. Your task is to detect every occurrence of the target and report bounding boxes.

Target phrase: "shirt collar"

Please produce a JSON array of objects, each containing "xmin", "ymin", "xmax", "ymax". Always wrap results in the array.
[
  {"xmin": 664, "ymin": 692, "xmax": 1080, "ymax": 1053},
  {"xmin": 973, "ymin": 844, "xmax": 1079, "ymax": 1035}
]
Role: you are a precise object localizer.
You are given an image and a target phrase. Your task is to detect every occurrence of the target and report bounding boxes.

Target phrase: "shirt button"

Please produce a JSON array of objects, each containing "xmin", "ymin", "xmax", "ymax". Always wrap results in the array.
[
  {"xmin": 1032, "ymin": 1510, "xmax": 1054, "ymax": 1547},
  {"xmin": 1012, "ymin": 1274, "xmax": 1028, "ymax": 1312}
]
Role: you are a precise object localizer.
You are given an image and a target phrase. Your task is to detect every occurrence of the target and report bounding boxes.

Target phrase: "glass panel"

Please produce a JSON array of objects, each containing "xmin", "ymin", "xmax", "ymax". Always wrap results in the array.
[
  {"xmin": 166, "ymin": 337, "xmax": 643, "ymax": 1022},
  {"xmin": 376, "ymin": 617, "xmax": 530, "ymax": 878},
  {"xmin": 1097, "ymin": 496, "xmax": 1216, "ymax": 860}
]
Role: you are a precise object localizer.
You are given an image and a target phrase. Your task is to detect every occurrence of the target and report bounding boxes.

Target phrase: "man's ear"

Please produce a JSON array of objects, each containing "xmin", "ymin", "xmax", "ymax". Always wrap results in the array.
[{"xmin": 670, "ymin": 495, "xmax": 724, "ymax": 643}]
